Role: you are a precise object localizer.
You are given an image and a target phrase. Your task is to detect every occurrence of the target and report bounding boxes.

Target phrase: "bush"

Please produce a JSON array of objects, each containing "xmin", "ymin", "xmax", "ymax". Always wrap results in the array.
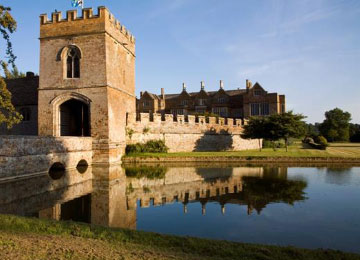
[
  {"xmin": 315, "ymin": 136, "xmax": 328, "ymax": 147},
  {"xmin": 125, "ymin": 165, "xmax": 167, "ymax": 179},
  {"xmin": 143, "ymin": 140, "xmax": 168, "ymax": 153},
  {"xmin": 262, "ymin": 140, "xmax": 285, "ymax": 150},
  {"xmin": 302, "ymin": 135, "xmax": 328, "ymax": 150},
  {"xmin": 125, "ymin": 140, "xmax": 168, "ymax": 154},
  {"xmin": 125, "ymin": 143, "xmax": 143, "ymax": 154}
]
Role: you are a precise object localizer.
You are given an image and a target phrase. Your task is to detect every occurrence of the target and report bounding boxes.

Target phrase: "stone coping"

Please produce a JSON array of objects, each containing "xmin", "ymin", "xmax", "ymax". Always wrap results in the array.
[{"xmin": 122, "ymin": 156, "xmax": 360, "ymax": 164}]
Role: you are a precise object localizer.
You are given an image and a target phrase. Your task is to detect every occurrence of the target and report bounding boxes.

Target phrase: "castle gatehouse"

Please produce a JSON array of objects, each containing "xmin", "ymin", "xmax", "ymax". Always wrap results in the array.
[{"xmin": 0, "ymin": 7, "xmax": 262, "ymax": 180}]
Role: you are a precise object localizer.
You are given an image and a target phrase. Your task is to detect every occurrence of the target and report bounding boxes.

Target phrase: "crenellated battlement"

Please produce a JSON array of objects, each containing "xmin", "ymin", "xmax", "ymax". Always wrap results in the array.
[
  {"xmin": 40, "ymin": 6, "xmax": 135, "ymax": 44},
  {"xmin": 125, "ymin": 112, "xmax": 261, "ymax": 152},
  {"xmin": 127, "ymin": 112, "xmax": 245, "ymax": 134}
]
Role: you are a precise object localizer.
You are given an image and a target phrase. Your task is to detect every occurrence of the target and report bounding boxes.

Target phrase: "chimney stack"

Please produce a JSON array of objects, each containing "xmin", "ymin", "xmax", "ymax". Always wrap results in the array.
[
  {"xmin": 246, "ymin": 79, "xmax": 252, "ymax": 90},
  {"xmin": 200, "ymin": 81, "xmax": 205, "ymax": 90},
  {"xmin": 26, "ymin": 72, "xmax": 35, "ymax": 78},
  {"xmin": 220, "ymin": 80, "xmax": 224, "ymax": 89},
  {"xmin": 161, "ymin": 88, "xmax": 165, "ymax": 99},
  {"xmin": 140, "ymin": 91, "xmax": 143, "ymax": 98}
]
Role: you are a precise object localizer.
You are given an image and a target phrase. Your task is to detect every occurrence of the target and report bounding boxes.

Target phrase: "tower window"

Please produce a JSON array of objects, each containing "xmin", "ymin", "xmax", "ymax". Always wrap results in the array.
[{"xmin": 66, "ymin": 47, "xmax": 81, "ymax": 78}]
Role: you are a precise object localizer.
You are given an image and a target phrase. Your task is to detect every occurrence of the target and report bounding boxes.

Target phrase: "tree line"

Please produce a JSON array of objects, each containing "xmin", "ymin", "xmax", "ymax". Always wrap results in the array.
[{"xmin": 242, "ymin": 107, "xmax": 359, "ymax": 152}]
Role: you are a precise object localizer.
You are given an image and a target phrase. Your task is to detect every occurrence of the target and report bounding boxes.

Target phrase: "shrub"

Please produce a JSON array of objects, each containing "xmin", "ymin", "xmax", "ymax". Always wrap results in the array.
[
  {"xmin": 315, "ymin": 136, "xmax": 328, "ymax": 147},
  {"xmin": 302, "ymin": 135, "xmax": 328, "ymax": 150},
  {"xmin": 262, "ymin": 140, "xmax": 285, "ymax": 150},
  {"xmin": 125, "ymin": 140, "xmax": 168, "ymax": 154},
  {"xmin": 143, "ymin": 140, "xmax": 168, "ymax": 153},
  {"xmin": 125, "ymin": 143, "xmax": 143, "ymax": 154},
  {"xmin": 125, "ymin": 165, "xmax": 167, "ymax": 179}
]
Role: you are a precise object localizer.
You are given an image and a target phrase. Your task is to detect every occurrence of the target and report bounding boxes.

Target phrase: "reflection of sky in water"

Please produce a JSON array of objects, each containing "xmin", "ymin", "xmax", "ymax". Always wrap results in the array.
[{"xmin": 137, "ymin": 167, "xmax": 360, "ymax": 253}]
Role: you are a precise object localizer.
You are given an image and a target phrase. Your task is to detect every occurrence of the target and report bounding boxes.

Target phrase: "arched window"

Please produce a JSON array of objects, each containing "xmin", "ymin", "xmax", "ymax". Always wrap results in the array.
[{"xmin": 66, "ymin": 47, "xmax": 81, "ymax": 78}]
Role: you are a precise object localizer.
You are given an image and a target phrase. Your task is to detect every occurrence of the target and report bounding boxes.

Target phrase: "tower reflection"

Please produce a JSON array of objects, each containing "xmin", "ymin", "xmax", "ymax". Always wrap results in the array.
[{"xmin": 0, "ymin": 164, "xmax": 307, "ymax": 229}]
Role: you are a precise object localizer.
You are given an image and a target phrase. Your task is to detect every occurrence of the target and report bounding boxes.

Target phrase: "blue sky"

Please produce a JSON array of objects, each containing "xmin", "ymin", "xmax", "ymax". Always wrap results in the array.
[{"xmin": 2, "ymin": 0, "xmax": 360, "ymax": 123}]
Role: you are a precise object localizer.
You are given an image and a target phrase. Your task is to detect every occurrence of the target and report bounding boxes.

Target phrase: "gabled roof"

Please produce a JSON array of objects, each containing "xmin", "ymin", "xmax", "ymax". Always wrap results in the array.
[
  {"xmin": 142, "ymin": 91, "xmax": 160, "ymax": 100},
  {"xmin": 163, "ymin": 88, "xmax": 246, "ymax": 100}
]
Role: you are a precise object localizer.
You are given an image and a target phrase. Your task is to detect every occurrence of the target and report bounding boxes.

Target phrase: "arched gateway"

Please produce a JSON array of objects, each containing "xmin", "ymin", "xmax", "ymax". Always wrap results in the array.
[
  {"xmin": 37, "ymin": 7, "xmax": 136, "ymax": 164},
  {"xmin": 60, "ymin": 99, "xmax": 90, "ymax": 137}
]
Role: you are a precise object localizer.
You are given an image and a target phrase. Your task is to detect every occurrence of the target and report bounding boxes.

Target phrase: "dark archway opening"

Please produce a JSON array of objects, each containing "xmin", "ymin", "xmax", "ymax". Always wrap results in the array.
[{"xmin": 60, "ymin": 99, "xmax": 90, "ymax": 136}]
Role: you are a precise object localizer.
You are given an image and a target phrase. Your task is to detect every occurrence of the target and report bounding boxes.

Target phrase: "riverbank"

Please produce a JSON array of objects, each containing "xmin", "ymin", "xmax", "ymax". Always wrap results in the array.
[
  {"xmin": 123, "ymin": 143, "xmax": 360, "ymax": 163},
  {"xmin": 0, "ymin": 214, "xmax": 359, "ymax": 260}
]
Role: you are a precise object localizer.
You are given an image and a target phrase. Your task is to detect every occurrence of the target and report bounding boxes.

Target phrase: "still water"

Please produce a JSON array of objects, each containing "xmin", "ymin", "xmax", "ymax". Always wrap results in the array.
[{"xmin": 0, "ymin": 164, "xmax": 359, "ymax": 253}]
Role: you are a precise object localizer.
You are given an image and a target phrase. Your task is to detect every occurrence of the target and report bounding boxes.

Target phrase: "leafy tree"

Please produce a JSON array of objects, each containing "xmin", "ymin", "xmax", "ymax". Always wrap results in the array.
[
  {"xmin": 349, "ymin": 123, "xmax": 360, "ymax": 143},
  {"xmin": 241, "ymin": 116, "xmax": 269, "ymax": 151},
  {"xmin": 305, "ymin": 123, "xmax": 319, "ymax": 137},
  {"xmin": 0, "ymin": 5, "xmax": 22, "ymax": 128},
  {"xmin": 1, "ymin": 61, "xmax": 25, "ymax": 79},
  {"xmin": 266, "ymin": 111, "xmax": 306, "ymax": 152},
  {"xmin": 319, "ymin": 108, "xmax": 351, "ymax": 142},
  {"xmin": 242, "ymin": 112, "xmax": 306, "ymax": 152}
]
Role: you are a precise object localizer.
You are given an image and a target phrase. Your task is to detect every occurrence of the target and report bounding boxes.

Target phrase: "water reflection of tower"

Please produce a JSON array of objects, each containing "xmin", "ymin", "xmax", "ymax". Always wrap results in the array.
[
  {"xmin": 183, "ymin": 192, "xmax": 189, "ymax": 214},
  {"xmin": 91, "ymin": 165, "xmax": 136, "ymax": 229}
]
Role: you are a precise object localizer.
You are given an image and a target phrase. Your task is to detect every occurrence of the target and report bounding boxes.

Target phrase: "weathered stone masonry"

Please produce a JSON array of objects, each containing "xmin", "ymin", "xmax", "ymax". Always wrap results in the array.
[
  {"xmin": 0, "ymin": 136, "xmax": 92, "ymax": 181},
  {"xmin": 126, "ymin": 113, "xmax": 261, "ymax": 152},
  {"xmin": 0, "ymin": 6, "xmax": 261, "ymax": 178}
]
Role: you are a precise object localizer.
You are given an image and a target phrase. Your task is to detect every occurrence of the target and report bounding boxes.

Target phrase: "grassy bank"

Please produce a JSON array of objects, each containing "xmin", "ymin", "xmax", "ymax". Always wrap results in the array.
[
  {"xmin": 123, "ymin": 143, "xmax": 360, "ymax": 161},
  {"xmin": 0, "ymin": 214, "xmax": 359, "ymax": 260}
]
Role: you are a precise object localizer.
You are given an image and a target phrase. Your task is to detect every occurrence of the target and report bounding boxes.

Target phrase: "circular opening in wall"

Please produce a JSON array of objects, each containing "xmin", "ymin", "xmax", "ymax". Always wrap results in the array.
[
  {"xmin": 49, "ymin": 162, "xmax": 65, "ymax": 180},
  {"xmin": 76, "ymin": 159, "xmax": 88, "ymax": 174}
]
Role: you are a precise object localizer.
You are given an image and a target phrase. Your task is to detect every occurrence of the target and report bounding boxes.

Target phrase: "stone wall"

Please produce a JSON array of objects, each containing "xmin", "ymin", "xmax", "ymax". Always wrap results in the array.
[
  {"xmin": 0, "ymin": 136, "xmax": 92, "ymax": 181},
  {"xmin": 38, "ymin": 7, "xmax": 136, "ymax": 164},
  {"xmin": 126, "ymin": 113, "xmax": 261, "ymax": 152}
]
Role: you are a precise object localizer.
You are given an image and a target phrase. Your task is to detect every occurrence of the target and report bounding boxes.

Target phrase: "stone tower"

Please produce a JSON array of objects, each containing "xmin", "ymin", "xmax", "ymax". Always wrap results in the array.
[{"xmin": 38, "ymin": 7, "xmax": 136, "ymax": 164}]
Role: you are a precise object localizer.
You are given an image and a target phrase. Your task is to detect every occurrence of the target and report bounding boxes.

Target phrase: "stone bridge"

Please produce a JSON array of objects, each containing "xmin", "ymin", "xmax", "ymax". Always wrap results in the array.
[{"xmin": 0, "ymin": 136, "xmax": 92, "ymax": 182}]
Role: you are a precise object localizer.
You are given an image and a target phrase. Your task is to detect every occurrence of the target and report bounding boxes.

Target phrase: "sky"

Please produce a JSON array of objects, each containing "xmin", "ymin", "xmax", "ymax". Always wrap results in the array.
[{"xmin": 2, "ymin": 0, "xmax": 360, "ymax": 123}]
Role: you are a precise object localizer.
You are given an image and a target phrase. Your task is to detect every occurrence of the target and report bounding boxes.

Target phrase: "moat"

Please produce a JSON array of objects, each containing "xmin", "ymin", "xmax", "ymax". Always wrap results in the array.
[{"xmin": 0, "ymin": 164, "xmax": 359, "ymax": 253}]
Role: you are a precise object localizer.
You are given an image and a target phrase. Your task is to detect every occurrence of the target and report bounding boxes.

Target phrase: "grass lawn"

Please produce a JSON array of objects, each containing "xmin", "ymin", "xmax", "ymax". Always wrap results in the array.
[
  {"xmin": 0, "ymin": 214, "xmax": 359, "ymax": 260},
  {"xmin": 124, "ymin": 142, "xmax": 360, "ymax": 159}
]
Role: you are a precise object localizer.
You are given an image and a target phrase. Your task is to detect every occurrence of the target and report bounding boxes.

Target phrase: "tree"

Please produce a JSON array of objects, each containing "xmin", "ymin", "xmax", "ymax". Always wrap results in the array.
[
  {"xmin": 241, "ymin": 116, "xmax": 269, "ymax": 151},
  {"xmin": 0, "ymin": 5, "xmax": 22, "ymax": 128},
  {"xmin": 349, "ymin": 123, "xmax": 360, "ymax": 143},
  {"xmin": 319, "ymin": 108, "xmax": 351, "ymax": 142},
  {"xmin": 267, "ymin": 111, "xmax": 306, "ymax": 152},
  {"xmin": 242, "ymin": 112, "xmax": 306, "ymax": 152},
  {"xmin": 305, "ymin": 123, "xmax": 319, "ymax": 138},
  {"xmin": 1, "ymin": 61, "xmax": 25, "ymax": 79}
]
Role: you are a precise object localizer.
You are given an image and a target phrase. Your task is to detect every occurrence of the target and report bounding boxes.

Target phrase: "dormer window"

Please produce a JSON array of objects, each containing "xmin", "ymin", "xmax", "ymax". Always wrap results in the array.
[
  {"xmin": 66, "ymin": 47, "xmax": 81, "ymax": 78},
  {"xmin": 218, "ymin": 97, "xmax": 225, "ymax": 103}
]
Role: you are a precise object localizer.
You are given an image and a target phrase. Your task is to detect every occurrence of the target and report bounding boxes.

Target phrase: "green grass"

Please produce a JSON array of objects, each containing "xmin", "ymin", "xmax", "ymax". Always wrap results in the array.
[
  {"xmin": 0, "ymin": 214, "xmax": 359, "ymax": 260},
  {"xmin": 124, "ymin": 143, "xmax": 360, "ymax": 159}
]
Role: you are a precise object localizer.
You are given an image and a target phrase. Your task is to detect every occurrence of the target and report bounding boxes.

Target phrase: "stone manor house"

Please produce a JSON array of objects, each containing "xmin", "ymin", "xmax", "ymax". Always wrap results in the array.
[
  {"xmin": 0, "ymin": 6, "xmax": 285, "ymax": 164},
  {"xmin": 138, "ymin": 80, "xmax": 285, "ymax": 119}
]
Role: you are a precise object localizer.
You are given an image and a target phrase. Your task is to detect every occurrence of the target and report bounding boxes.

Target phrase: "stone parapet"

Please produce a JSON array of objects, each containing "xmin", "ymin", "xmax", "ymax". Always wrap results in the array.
[
  {"xmin": 0, "ymin": 136, "xmax": 93, "ymax": 180},
  {"xmin": 126, "ymin": 112, "xmax": 260, "ymax": 152},
  {"xmin": 40, "ymin": 7, "xmax": 135, "ymax": 46},
  {"xmin": 126, "ymin": 112, "xmax": 245, "ymax": 135}
]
